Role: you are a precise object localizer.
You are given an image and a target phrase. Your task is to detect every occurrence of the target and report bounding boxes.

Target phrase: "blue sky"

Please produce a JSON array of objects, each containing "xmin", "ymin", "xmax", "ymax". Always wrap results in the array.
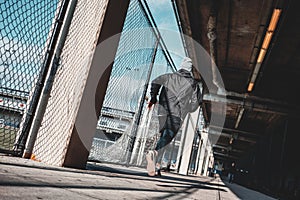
[
  {"xmin": 0, "ymin": 0, "xmax": 58, "ymax": 92},
  {"xmin": 103, "ymin": 0, "xmax": 187, "ymax": 112},
  {"xmin": 147, "ymin": 0, "xmax": 186, "ymax": 68},
  {"xmin": 0, "ymin": 0, "xmax": 184, "ymax": 96}
]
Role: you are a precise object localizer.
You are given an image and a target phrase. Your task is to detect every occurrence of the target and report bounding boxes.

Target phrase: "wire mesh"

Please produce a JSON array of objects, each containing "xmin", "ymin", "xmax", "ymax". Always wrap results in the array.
[
  {"xmin": 88, "ymin": 0, "xmax": 178, "ymax": 166},
  {"xmin": 0, "ymin": 0, "xmax": 62, "ymax": 153},
  {"xmin": 0, "ymin": 0, "xmax": 202, "ymax": 170},
  {"xmin": 32, "ymin": 0, "xmax": 109, "ymax": 166}
]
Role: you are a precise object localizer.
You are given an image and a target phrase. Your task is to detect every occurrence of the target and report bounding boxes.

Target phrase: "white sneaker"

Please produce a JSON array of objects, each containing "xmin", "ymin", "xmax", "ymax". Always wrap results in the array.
[
  {"xmin": 155, "ymin": 164, "xmax": 162, "ymax": 177},
  {"xmin": 146, "ymin": 150, "xmax": 156, "ymax": 176}
]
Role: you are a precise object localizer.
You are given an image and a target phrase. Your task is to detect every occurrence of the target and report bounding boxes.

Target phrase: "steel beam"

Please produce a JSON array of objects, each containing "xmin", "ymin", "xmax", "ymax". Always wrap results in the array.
[
  {"xmin": 213, "ymin": 151, "xmax": 238, "ymax": 159},
  {"xmin": 210, "ymin": 125, "xmax": 260, "ymax": 137},
  {"xmin": 213, "ymin": 144, "xmax": 244, "ymax": 153},
  {"xmin": 209, "ymin": 129, "xmax": 256, "ymax": 143},
  {"xmin": 203, "ymin": 93, "xmax": 299, "ymax": 116}
]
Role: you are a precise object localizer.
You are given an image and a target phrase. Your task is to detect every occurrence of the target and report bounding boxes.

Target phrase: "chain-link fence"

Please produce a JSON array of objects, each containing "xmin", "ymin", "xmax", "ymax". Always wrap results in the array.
[
  {"xmin": 88, "ymin": 0, "xmax": 182, "ymax": 167},
  {"xmin": 0, "ymin": 0, "xmax": 201, "ymax": 171},
  {"xmin": 31, "ymin": 0, "xmax": 109, "ymax": 166},
  {"xmin": 0, "ymin": 0, "xmax": 63, "ymax": 154}
]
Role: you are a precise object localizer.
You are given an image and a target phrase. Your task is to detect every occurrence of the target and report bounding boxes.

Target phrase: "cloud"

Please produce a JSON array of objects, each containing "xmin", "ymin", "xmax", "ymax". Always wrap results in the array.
[
  {"xmin": 0, "ymin": 36, "xmax": 45, "ymax": 67},
  {"xmin": 157, "ymin": 18, "xmax": 177, "ymax": 30},
  {"xmin": 147, "ymin": 0, "xmax": 170, "ymax": 10},
  {"xmin": 0, "ymin": 36, "xmax": 43, "ymax": 91}
]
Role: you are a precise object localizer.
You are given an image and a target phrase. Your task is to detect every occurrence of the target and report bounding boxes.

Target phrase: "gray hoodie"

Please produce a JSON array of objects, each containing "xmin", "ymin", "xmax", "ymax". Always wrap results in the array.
[{"xmin": 150, "ymin": 58, "xmax": 201, "ymax": 119}]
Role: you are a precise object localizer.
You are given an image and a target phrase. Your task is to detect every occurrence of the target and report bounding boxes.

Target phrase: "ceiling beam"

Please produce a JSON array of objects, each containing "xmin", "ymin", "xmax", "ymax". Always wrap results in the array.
[
  {"xmin": 220, "ymin": 66, "xmax": 250, "ymax": 73},
  {"xmin": 226, "ymin": 91, "xmax": 292, "ymax": 106},
  {"xmin": 210, "ymin": 125, "xmax": 260, "ymax": 137},
  {"xmin": 209, "ymin": 129, "xmax": 257, "ymax": 143},
  {"xmin": 214, "ymin": 149, "xmax": 242, "ymax": 158},
  {"xmin": 213, "ymin": 151, "xmax": 238, "ymax": 159},
  {"xmin": 203, "ymin": 93, "xmax": 298, "ymax": 115},
  {"xmin": 213, "ymin": 144, "xmax": 244, "ymax": 153}
]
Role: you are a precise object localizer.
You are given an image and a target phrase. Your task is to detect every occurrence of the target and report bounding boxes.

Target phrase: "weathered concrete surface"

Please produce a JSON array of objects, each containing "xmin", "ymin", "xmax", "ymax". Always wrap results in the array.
[{"xmin": 0, "ymin": 155, "xmax": 272, "ymax": 200}]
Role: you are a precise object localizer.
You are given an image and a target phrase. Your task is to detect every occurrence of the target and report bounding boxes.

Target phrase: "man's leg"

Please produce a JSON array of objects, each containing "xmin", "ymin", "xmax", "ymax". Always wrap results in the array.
[
  {"xmin": 146, "ymin": 129, "xmax": 167, "ymax": 176},
  {"xmin": 154, "ymin": 128, "xmax": 176, "ymax": 176},
  {"xmin": 146, "ymin": 150, "xmax": 156, "ymax": 176},
  {"xmin": 146, "ymin": 115, "xmax": 182, "ymax": 176},
  {"xmin": 156, "ymin": 115, "xmax": 181, "ymax": 148},
  {"xmin": 229, "ymin": 173, "xmax": 233, "ymax": 183},
  {"xmin": 155, "ymin": 129, "xmax": 175, "ymax": 151}
]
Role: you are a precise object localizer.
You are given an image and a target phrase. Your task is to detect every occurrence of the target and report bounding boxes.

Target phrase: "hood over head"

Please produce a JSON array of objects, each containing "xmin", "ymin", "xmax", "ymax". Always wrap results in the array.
[{"xmin": 180, "ymin": 57, "xmax": 193, "ymax": 72}]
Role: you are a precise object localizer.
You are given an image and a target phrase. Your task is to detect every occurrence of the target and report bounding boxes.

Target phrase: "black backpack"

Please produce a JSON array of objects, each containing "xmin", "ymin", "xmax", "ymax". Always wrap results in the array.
[
  {"xmin": 175, "ymin": 78, "xmax": 202, "ymax": 113},
  {"xmin": 188, "ymin": 82, "xmax": 202, "ymax": 112}
]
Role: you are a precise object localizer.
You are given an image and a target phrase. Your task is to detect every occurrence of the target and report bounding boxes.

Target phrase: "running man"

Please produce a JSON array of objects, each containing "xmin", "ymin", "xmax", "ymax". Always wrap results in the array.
[{"xmin": 146, "ymin": 57, "xmax": 202, "ymax": 176}]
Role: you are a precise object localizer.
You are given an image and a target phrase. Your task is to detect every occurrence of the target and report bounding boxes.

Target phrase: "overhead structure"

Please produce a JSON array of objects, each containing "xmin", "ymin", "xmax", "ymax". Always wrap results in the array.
[{"xmin": 174, "ymin": 0, "xmax": 300, "ymax": 163}]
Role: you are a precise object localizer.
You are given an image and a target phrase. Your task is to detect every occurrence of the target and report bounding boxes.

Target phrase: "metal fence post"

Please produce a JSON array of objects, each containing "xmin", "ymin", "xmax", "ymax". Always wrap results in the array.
[
  {"xmin": 14, "ymin": 0, "xmax": 73, "ymax": 155},
  {"xmin": 22, "ymin": 0, "xmax": 78, "ymax": 159},
  {"xmin": 126, "ymin": 39, "xmax": 159, "ymax": 165}
]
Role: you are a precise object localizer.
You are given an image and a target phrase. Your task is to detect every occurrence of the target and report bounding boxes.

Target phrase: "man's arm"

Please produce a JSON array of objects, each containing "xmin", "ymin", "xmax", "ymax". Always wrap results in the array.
[
  {"xmin": 196, "ymin": 83, "xmax": 203, "ymax": 105},
  {"xmin": 148, "ymin": 74, "xmax": 168, "ymax": 108}
]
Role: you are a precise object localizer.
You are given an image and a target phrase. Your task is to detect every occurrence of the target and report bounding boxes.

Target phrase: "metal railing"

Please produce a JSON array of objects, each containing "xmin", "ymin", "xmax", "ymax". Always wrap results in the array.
[
  {"xmin": 88, "ymin": 0, "xmax": 180, "ymax": 166},
  {"xmin": 0, "ymin": 0, "xmax": 65, "ymax": 154}
]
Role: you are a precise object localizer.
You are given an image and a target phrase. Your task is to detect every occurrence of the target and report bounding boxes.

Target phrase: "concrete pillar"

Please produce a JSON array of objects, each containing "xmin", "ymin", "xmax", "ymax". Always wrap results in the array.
[
  {"xmin": 194, "ymin": 137, "xmax": 203, "ymax": 175},
  {"xmin": 196, "ymin": 128, "xmax": 208, "ymax": 175},
  {"xmin": 31, "ymin": 0, "xmax": 130, "ymax": 168},
  {"xmin": 62, "ymin": 0, "xmax": 130, "ymax": 169},
  {"xmin": 175, "ymin": 129, "xmax": 184, "ymax": 172},
  {"xmin": 203, "ymin": 142, "xmax": 212, "ymax": 176},
  {"xmin": 178, "ymin": 108, "xmax": 200, "ymax": 175}
]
